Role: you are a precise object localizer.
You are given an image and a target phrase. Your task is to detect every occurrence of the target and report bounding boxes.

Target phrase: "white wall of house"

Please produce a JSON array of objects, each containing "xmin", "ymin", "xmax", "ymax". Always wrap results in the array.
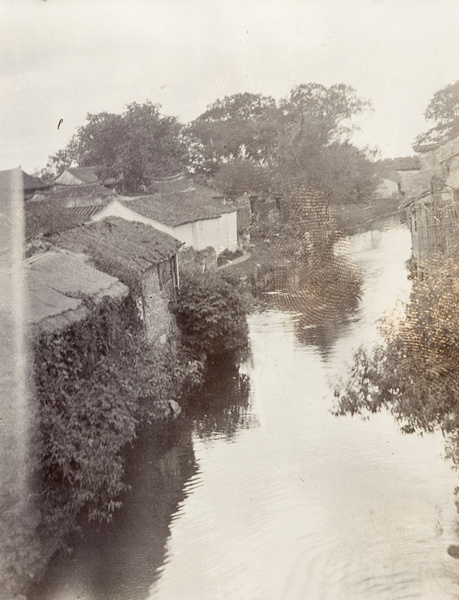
[
  {"xmin": 92, "ymin": 199, "xmax": 238, "ymax": 254},
  {"xmin": 374, "ymin": 178, "xmax": 399, "ymax": 199}
]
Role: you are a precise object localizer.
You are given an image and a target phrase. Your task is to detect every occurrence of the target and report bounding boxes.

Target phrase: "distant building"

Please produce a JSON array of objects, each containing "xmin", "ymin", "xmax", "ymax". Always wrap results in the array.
[
  {"xmin": 49, "ymin": 218, "xmax": 183, "ymax": 344},
  {"xmin": 55, "ymin": 166, "xmax": 100, "ymax": 186},
  {"xmin": 92, "ymin": 179, "xmax": 238, "ymax": 255},
  {"xmin": 373, "ymin": 177, "xmax": 400, "ymax": 199}
]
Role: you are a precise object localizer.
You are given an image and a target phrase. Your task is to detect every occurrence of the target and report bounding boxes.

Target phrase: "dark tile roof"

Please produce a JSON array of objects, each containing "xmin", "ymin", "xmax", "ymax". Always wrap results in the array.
[
  {"xmin": 50, "ymin": 217, "xmax": 182, "ymax": 284},
  {"xmin": 376, "ymin": 157, "xmax": 421, "ymax": 173},
  {"xmin": 37, "ymin": 182, "xmax": 115, "ymax": 207},
  {"xmin": 0, "ymin": 168, "xmax": 48, "ymax": 193},
  {"xmin": 22, "ymin": 170, "xmax": 49, "ymax": 192},
  {"xmin": 65, "ymin": 166, "xmax": 99, "ymax": 183},
  {"xmin": 25, "ymin": 201, "xmax": 101, "ymax": 240},
  {"xmin": 150, "ymin": 173, "xmax": 194, "ymax": 193},
  {"xmin": 121, "ymin": 186, "xmax": 235, "ymax": 227},
  {"xmin": 392, "ymin": 156, "xmax": 421, "ymax": 171}
]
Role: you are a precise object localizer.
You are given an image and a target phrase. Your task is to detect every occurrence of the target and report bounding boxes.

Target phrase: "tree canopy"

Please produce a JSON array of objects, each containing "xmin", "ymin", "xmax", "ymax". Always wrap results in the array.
[
  {"xmin": 46, "ymin": 102, "xmax": 188, "ymax": 193},
  {"xmin": 189, "ymin": 84, "xmax": 377, "ymax": 204},
  {"xmin": 187, "ymin": 92, "xmax": 278, "ymax": 174},
  {"xmin": 415, "ymin": 81, "xmax": 459, "ymax": 146},
  {"xmin": 45, "ymin": 84, "xmax": 377, "ymax": 204}
]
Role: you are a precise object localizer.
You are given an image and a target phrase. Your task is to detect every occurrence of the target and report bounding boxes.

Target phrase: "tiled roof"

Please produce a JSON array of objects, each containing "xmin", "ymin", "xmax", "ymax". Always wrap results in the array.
[
  {"xmin": 150, "ymin": 173, "xmax": 194, "ymax": 193},
  {"xmin": 121, "ymin": 187, "xmax": 235, "ymax": 227},
  {"xmin": 50, "ymin": 217, "xmax": 182, "ymax": 284},
  {"xmin": 22, "ymin": 170, "xmax": 49, "ymax": 191},
  {"xmin": 376, "ymin": 157, "xmax": 421, "ymax": 172},
  {"xmin": 65, "ymin": 166, "xmax": 99, "ymax": 183},
  {"xmin": 25, "ymin": 201, "xmax": 102, "ymax": 240},
  {"xmin": 37, "ymin": 182, "xmax": 116, "ymax": 207},
  {"xmin": 26, "ymin": 249, "xmax": 128, "ymax": 334}
]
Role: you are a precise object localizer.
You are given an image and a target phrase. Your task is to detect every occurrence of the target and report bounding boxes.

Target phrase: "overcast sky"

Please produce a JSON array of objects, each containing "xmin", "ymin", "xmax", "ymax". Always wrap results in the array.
[{"xmin": 1, "ymin": 0, "xmax": 459, "ymax": 173}]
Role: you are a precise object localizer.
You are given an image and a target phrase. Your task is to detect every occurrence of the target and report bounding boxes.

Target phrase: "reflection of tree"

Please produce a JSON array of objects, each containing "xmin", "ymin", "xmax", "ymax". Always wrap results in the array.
[
  {"xmin": 31, "ymin": 421, "xmax": 198, "ymax": 600},
  {"xmin": 334, "ymin": 257, "xmax": 459, "ymax": 557},
  {"xmin": 265, "ymin": 255, "xmax": 361, "ymax": 356},
  {"xmin": 188, "ymin": 360, "xmax": 258, "ymax": 441},
  {"xmin": 335, "ymin": 257, "xmax": 459, "ymax": 437}
]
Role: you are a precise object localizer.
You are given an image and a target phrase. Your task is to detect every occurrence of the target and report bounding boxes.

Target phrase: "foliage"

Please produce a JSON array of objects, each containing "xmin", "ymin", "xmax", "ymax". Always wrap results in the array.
[
  {"xmin": 278, "ymin": 82, "xmax": 371, "ymax": 151},
  {"xmin": 334, "ymin": 256, "xmax": 459, "ymax": 438},
  {"xmin": 415, "ymin": 81, "xmax": 459, "ymax": 146},
  {"xmin": 212, "ymin": 159, "xmax": 272, "ymax": 198},
  {"xmin": 32, "ymin": 297, "xmax": 201, "ymax": 543},
  {"xmin": 279, "ymin": 183, "xmax": 341, "ymax": 261},
  {"xmin": 217, "ymin": 248, "xmax": 244, "ymax": 266},
  {"xmin": 46, "ymin": 102, "xmax": 188, "ymax": 193},
  {"xmin": 188, "ymin": 84, "xmax": 377, "ymax": 204},
  {"xmin": 275, "ymin": 83, "xmax": 377, "ymax": 202},
  {"xmin": 171, "ymin": 273, "xmax": 249, "ymax": 358},
  {"xmin": 187, "ymin": 92, "xmax": 278, "ymax": 174}
]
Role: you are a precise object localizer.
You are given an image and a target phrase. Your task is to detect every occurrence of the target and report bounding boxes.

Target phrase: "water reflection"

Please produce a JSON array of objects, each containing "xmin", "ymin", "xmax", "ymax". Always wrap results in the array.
[
  {"xmin": 31, "ymin": 421, "xmax": 198, "ymax": 600},
  {"xmin": 31, "ymin": 360, "xmax": 255, "ymax": 600},
  {"xmin": 187, "ymin": 360, "xmax": 258, "ymax": 442}
]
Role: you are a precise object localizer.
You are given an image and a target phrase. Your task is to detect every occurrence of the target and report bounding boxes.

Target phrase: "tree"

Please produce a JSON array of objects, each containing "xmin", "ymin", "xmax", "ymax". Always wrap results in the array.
[
  {"xmin": 415, "ymin": 81, "xmax": 459, "ymax": 146},
  {"xmin": 274, "ymin": 84, "xmax": 377, "ymax": 203},
  {"xmin": 46, "ymin": 102, "xmax": 188, "ymax": 193},
  {"xmin": 212, "ymin": 159, "xmax": 272, "ymax": 199},
  {"xmin": 187, "ymin": 92, "xmax": 278, "ymax": 174}
]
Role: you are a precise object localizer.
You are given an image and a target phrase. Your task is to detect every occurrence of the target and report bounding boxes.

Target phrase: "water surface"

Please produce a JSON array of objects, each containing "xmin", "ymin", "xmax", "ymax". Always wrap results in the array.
[{"xmin": 33, "ymin": 226, "xmax": 459, "ymax": 600}]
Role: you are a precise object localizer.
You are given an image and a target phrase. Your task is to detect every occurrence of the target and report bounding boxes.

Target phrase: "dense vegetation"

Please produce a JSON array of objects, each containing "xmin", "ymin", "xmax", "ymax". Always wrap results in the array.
[
  {"xmin": 44, "ymin": 84, "xmax": 379, "ymax": 204},
  {"xmin": 171, "ymin": 272, "xmax": 250, "ymax": 360},
  {"xmin": 415, "ymin": 80, "xmax": 459, "ymax": 146}
]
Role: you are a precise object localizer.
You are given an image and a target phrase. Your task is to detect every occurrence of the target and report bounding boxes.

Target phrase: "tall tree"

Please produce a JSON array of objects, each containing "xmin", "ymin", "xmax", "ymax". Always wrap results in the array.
[
  {"xmin": 275, "ymin": 84, "xmax": 376, "ymax": 203},
  {"xmin": 46, "ymin": 102, "xmax": 188, "ymax": 193},
  {"xmin": 187, "ymin": 92, "xmax": 278, "ymax": 174},
  {"xmin": 415, "ymin": 81, "xmax": 459, "ymax": 146}
]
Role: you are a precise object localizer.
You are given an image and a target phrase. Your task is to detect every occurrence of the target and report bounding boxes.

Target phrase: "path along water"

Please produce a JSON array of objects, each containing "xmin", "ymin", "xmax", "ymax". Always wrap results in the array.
[{"xmin": 32, "ymin": 225, "xmax": 459, "ymax": 600}]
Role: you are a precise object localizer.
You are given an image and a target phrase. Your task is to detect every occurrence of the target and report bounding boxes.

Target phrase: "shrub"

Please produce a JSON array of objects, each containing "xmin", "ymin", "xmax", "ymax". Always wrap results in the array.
[{"xmin": 171, "ymin": 273, "xmax": 249, "ymax": 358}]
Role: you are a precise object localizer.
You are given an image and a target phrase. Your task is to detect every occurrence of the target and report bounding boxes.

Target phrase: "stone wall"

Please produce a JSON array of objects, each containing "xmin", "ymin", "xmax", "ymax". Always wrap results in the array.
[{"xmin": 141, "ymin": 262, "xmax": 178, "ymax": 344}]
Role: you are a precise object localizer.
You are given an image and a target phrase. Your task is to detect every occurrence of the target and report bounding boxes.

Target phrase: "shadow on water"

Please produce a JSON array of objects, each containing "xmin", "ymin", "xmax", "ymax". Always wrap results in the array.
[
  {"xmin": 186, "ymin": 359, "xmax": 258, "ymax": 442},
  {"xmin": 31, "ymin": 419, "xmax": 197, "ymax": 600},
  {"xmin": 30, "ymin": 360, "xmax": 254, "ymax": 600}
]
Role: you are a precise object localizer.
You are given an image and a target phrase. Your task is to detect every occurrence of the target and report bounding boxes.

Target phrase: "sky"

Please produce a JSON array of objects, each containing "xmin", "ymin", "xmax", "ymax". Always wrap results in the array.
[{"xmin": 1, "ymin": 0, "xmax": 459, "ymax": 173}]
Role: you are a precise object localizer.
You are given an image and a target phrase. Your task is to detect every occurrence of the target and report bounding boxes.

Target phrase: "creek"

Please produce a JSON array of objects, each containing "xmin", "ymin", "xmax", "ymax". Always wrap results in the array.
[{"xmin": 32, "ymin": 225, "xmax": 459, "ymax": 600}]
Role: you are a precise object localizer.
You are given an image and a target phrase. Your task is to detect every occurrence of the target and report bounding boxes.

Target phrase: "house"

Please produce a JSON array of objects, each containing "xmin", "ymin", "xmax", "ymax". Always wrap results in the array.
[
  {"xmin": 401, "ymin": 133, "xmax": 459, "ymax": 273},
  {"xmin": 373, "ymin": 176, "xmax": 400, "ymax": 199},
  {"xmin": 376, "ymin": 157, "xmax": 423, "ymax": 199},
  {"xmin": 25, "ymin": 182, "xmax": 119, "ymax": 244},
  {"xmin": 49, "ymin": 218, "xmax": 183, "ymax": 344},
  {"xmin": 54, "ymin": 166, "xmax": 100, "ymax": 186},
  {"xmin": 92, "ymin": 180, "xmax": 238, "ymax": 255},
  {"xmin": 27, "ymin": 249, "xmax": 129, "ymax": 335}
]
